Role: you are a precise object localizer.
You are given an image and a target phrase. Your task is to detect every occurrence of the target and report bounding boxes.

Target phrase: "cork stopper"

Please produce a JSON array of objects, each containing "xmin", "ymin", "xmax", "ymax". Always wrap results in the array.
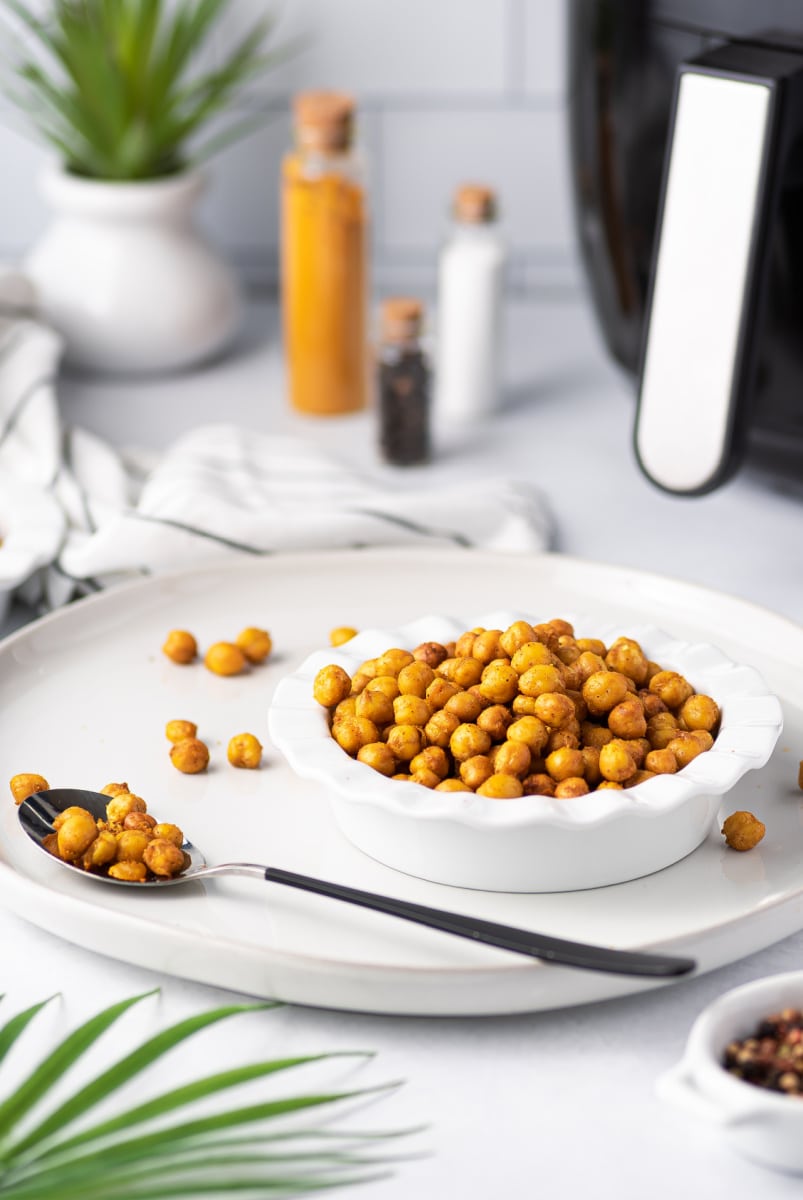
[
  {"xmin": 380, "ymin": 297, "xmax": 424, "ymax": 344},
  {"xmin": 293, "ymin": 91, "xmax": 355, "ymax": 152},
  {"xmin": 453, "ymin": 183, "xmax": 497, "ymax": 223}
]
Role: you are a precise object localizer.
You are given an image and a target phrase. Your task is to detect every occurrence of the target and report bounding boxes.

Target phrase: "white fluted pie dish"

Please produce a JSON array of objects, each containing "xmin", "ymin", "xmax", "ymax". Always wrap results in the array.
[{"xmin": 269, "ymin": 611, "xmax": 783, "ymax": 893}]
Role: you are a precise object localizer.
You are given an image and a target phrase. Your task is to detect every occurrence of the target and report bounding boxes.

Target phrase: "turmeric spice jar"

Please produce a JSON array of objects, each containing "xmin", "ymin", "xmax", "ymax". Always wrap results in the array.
[{"xmin": 281, "ymin": 91, "xmax": 369, "ymax": 415}]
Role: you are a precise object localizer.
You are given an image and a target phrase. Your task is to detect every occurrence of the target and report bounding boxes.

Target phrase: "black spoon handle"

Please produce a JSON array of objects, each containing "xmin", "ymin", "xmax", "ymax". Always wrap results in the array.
[{"xmin": 264, "ymin": 867, "xmax": 695, "ymax": 978}]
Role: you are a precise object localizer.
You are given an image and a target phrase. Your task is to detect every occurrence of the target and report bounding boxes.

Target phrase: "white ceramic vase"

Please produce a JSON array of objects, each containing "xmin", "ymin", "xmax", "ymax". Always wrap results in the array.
[{"xmin": 25, "ymin": 166, "xmax": 242, "ymax": 374}]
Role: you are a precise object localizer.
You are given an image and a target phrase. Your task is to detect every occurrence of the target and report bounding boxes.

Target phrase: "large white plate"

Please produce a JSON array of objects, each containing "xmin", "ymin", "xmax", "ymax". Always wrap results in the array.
[{"xmin": 0, "ymin": 549, "xmax": 801, "ymax": 1017}]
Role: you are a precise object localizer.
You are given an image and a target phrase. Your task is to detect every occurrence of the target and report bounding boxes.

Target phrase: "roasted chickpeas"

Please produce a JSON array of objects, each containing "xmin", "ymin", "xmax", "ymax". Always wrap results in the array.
[
  {"xmin": 480, "ymin": 662, "xmax": 520, "ymax": 703},
  {"xmin": 397, "ymin": 661, "xmax": 435, "ymax": 697},
  {"xmin": 356, "ymin": 689, "xmax": 395, "ymax": 725},
  {"xmin": 393, "ymin": 695, "xmax": 431, "ymax": 726},
  {"xmin": 314, "ymin": 664, "xmax": 352, "ymax": 708},
  {"xmin": 100, "ymin": 781, "xmax": 130, "ymax": 798},
  {"xmin": 227, "ymin": 733, "xmax": 263, "ymax": 769},
  {"xmin": 493, "ymin": 740, "xmax": 531, "ymax": 778},
  {"xmin": 204, "ymin": 641, "xmax": 247, "ymax": 677},
  {"xmin": 312, "ymin": 620, "xmax": 721, "ymax": 799},
  {"xmin": 554, "ymin": 777, "xmax": 590, "ymax": 799},
  {"xmin": 477, "ymin": 773, "xmax": 524, "ymax": 799},
  {"xmin": 170, "ymin": 737, "xmax": 210, "ymax": 774},
  {"xmin": 649, "ymin": 671, "xmax": 694, "ymax": 709},
  {"xmin": 722, "ymin": 810, "xmax": 766, "ymax": 851},
  {"xmin": 582, "ymin": 671, "xmax": 629, "ymax": 716},
  {"xmin": 678, "ymin": 693, "xmax": 720, "ymax": 732},
  {"xmin": 450, "ymin": 723, "xmax": 492, "ymax": 762},
  {"xmin": 109, "ymin": 861, "xmax": 148, "ymax": 883},
  {"xmin": 410, "ymin": 746, "xmax": 449, "ymax": 779},
  {"xmin": 165, "ymin": 719, "xmax": 198, "ymax": 744},
  {"xmin": 235, "ymin": 626, "xmax": 273, "ymax": 664},
  {"xmin": 330, "ymin": 626, "xmax": 358, "ymax": 647},
  {"xmin": 334, "ymin": 717, "xmax": 379, "ymax": 755},
  {"xmin": 152, "ymin": 823, "xmax": 184, "ymax": 847},
  {"xmin": 599, "ymin": 740, "xmax": 638, "ymax": 783},
  {"xmin": 377, "ymin": 648, "xmax": 415, "ymax": 677},
  {"xmin": 105, "ymin": 792, "xmax": 147, "ymax": 823},
  {"xmin": 42, "ymin": 788, "xmax": 187, "ymax": 883},
  {"xmin": 413, "ymin": 641, "xmax": 449, "ymax": 668},
  {"xmin": 57, "ymin": 809, "xmax": 99, "ymax": 860},
  {"xmin": 162, "ymin": 629, "xmax": 197, "ymax": 664},
  {"xmin": 386, "ymin": 724, "xmax": 426, "ymax": 761},
  {"xmin": 460, "ymin": 755, "xmax": 494, "ymax": 789},
  {"xmin": 358, "ymin": 742, "xmax": 398, "ymax": 776},
  {"xmin": 9, "ymin": 773, "xmax": 50, "ymax": 805},
  {"xmin": 143, "ymin": 839, "xmax": 186, "ymax": 877}
]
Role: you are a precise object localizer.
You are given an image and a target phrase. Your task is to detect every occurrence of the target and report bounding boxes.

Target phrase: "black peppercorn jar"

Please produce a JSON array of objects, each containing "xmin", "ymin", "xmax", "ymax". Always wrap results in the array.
[{"xmin": 377, "ymin": 297, "xmax": 430, "ymax": 467}]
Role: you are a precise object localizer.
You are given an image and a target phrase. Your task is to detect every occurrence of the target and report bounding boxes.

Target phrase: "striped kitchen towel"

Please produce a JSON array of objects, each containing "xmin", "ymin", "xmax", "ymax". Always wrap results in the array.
[
  {"xmin": 0, "ymin": 269, "xmax": 551, "ymax": 610},
  {"xmin": 52, "ymin": 423, "xmax": 552, "ymax": 603}
]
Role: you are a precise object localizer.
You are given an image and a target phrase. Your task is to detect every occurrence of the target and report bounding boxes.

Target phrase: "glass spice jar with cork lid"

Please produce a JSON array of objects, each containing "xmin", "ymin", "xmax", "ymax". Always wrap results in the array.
[
  {"xmin": 281, "ymin": 91, "xmax": 369, "ymax": 416},
  {"xmin": 435, "ymin": 182, "xmax": 505, "ymax": 424},
  {"xmin": 378, "ymin": 297, "xmax": 431, "ymax": 466}
]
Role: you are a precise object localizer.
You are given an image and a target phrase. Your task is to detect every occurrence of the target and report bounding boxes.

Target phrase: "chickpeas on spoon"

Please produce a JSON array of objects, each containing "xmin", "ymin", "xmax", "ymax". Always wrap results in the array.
[{"xmin": 18, "ymin": 788, "xmax": 696, "ymax": 980}]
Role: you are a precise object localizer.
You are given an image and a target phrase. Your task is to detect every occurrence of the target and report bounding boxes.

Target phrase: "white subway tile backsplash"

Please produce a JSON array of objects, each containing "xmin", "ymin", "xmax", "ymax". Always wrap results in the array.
[
  {"xmin": 524, "ymin": 0, "xmax": 567, "ymax": 96},
  {"xmin": 0, "ymin": 121, "xmax": 50, "ymax": 258},
  {"xmin": 224, "ymin": 0, "xmax": 511, "ymax": 97},
  {"xmin": 196, "ymin": 114, "xmax": 290, "ymax": 256},
  {"xmin": 379, "ymin": 106, "xmax": 573, "ymax": 255}
]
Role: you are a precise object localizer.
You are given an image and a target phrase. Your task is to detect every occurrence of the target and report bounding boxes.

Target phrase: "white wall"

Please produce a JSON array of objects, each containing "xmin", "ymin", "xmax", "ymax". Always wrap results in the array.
[{"xmin": 0, "ymin": 0, "xmax": 575, "ymax": 294}]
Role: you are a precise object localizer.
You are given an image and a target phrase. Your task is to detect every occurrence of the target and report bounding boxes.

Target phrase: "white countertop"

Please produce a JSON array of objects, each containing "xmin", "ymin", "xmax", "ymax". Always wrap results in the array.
[{"xmin": 3, "ymin": 291, "xmax": 803, "ymax": 1198}]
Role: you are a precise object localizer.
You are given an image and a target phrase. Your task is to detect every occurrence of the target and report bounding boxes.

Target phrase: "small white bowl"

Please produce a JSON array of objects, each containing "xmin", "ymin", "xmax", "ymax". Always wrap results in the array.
[
  {"xmin": 0, "ymin": 478, "xmax": 65, "ymax": 623},
  {"xmin": 657, "ymin": 972, "xmax": 803, "ymax": 1173},
  {"xmin": 268, "ymin": 611, "xmax": 782, "ymax": 893}
]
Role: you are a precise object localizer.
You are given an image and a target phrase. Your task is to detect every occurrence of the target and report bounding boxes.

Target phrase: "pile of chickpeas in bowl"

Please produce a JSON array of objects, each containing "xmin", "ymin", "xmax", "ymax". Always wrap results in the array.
[{"xmin": 312, "ymin": 618, "xmax": 721, "ymax": 799}]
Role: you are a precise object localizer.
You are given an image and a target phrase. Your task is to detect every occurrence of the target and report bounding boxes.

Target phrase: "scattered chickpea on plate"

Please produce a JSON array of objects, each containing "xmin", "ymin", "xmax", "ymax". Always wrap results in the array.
[
  {"xmin": 162, "ymin": 629, "xmax": 197, "ymax": 664},
  {"xmin": 167, "ymin": 732, "xmax": 210, "ymax": 774},
  {"xmin": 227, "ymin": 733, "xmax": 263, "ymax": 769}
]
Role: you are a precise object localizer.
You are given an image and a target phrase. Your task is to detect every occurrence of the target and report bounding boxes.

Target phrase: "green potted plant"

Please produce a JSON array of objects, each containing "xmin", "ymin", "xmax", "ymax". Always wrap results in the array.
[{"xmin": 0, "ymin": 0, "xmax": 287, "ymax": 373}]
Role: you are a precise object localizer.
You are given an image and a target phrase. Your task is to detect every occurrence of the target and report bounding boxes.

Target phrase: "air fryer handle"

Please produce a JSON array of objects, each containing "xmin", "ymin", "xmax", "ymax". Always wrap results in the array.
[{"xmin": 634, "ymin": 43, "xmax": 803, "ymax": 495}]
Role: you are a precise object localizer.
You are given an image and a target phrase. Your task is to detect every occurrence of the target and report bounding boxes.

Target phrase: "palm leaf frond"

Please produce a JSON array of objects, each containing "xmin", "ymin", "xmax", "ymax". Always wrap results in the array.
[
  {"xmin": 0, "ymin": 997, "xmax": 55, "ymax": 1069},
  {"xmin": 0, "ymin": 993, "xmax": 415, "ymax": 1200}
]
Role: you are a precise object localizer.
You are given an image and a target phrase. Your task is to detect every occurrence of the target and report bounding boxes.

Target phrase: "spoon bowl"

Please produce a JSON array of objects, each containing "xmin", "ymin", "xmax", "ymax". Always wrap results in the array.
[
  {"xmin": 17, "ymin": 788, "xmax": 697, "ymax": 979},
  {"xmin": 19, "ymin": 787, "xmax": 210, "ymax": 887}
]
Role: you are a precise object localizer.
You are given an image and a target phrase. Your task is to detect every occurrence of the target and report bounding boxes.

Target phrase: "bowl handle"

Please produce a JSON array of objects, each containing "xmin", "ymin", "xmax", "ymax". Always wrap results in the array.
[{"xmin": 656, "ymin": 1062, "xmax": 763, "ymax": 1128}]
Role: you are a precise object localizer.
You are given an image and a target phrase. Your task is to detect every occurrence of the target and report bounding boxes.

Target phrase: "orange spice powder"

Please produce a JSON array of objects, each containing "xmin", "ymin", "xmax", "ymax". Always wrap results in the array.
[{"xmin": 281, "ymin": 122, "xmax": 369, "ymax": 415}]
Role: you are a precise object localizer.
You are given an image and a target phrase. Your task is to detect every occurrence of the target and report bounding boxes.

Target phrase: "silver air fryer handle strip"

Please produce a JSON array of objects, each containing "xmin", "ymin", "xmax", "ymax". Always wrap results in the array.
[{"xmin": 634, "ymin": 44, "xmax": 803, "ymax": 496}]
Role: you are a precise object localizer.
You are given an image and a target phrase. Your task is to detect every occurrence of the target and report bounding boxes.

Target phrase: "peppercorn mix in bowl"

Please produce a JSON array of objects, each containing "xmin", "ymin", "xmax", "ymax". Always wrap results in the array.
[
  {"xmin": 657, "ymin": 971, "xmax": 803, "ymax": 1174},
  {"xmin": 268, "ymin": 612, "xmax": 782, "ymax": 892}
]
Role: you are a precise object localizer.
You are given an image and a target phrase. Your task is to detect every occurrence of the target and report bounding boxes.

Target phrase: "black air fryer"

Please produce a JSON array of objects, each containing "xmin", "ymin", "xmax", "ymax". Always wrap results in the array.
[{"xmin": 569, "ymin": 1, "xmax": 803, "ymax": 494}]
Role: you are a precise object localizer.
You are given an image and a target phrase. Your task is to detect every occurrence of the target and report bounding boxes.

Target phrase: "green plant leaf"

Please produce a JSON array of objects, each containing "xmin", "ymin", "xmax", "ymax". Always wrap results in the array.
[
  {"xmin": 0, "ymin": 990, "xmax": 157, "ymax": 1145},
  {"xmin": 0, "ymin": 993, "xmax": 415, "ymax": 1199},
  {"xmin": 5, "ymin": 1001, "xmax": 281, "ymax": 1159},
  {"xmin": 0, "ymin": 997, "xmax": 55, "ymax": 1070},
  {"xmin": 34, "ymin": 1079, "xmax": 399, "ymax": 1167},
  {"xmin": 0, "ymin": 0, "xmax": 295, "ymax": 179}
]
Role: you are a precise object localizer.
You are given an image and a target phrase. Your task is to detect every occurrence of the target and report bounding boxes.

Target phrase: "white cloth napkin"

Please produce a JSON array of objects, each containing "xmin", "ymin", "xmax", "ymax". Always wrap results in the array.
[{"xmin": 0, "ymin": 276, "xmax": 552, "ymax": 611}]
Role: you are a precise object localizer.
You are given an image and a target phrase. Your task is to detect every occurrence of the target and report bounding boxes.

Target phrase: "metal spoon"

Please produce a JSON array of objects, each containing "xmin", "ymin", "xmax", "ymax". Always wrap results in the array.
[{"xmin": 18, "ymin": 789, "xmax": 696, "ymax": 979}]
